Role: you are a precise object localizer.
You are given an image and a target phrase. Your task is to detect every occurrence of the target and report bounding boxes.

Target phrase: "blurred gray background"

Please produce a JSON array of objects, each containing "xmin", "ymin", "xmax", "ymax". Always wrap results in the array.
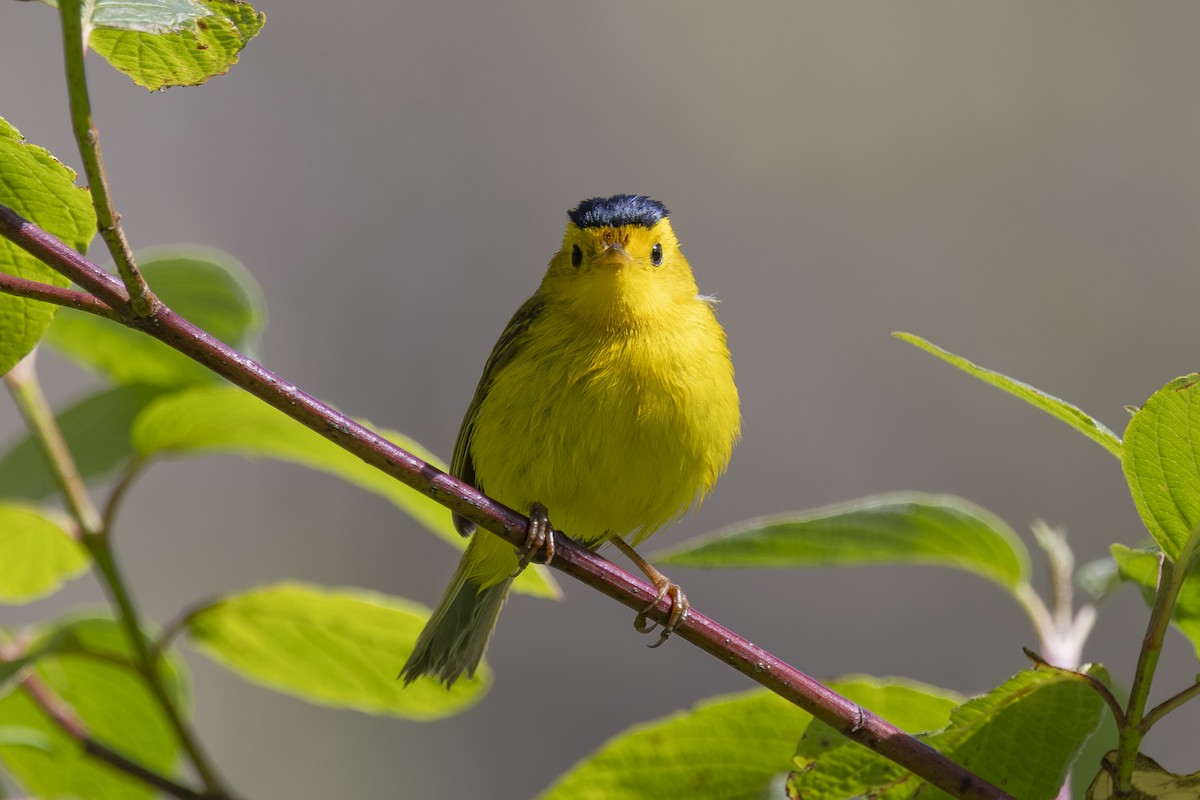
[{"xmin": 2, "ymin": 2, "xmax": 1199, "ymax": 797}]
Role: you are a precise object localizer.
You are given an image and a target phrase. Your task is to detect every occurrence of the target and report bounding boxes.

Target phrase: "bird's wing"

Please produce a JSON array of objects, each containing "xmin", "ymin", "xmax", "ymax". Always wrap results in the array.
[{"xmin": 450, "ymin": 292, "xmax": 546, "ymax": 536}]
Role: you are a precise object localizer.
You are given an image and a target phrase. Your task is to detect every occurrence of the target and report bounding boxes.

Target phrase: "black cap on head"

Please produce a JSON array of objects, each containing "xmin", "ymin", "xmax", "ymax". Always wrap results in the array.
[{"xmin": 568, "ymin": 195, "xmax": 669, "ymax": 229}]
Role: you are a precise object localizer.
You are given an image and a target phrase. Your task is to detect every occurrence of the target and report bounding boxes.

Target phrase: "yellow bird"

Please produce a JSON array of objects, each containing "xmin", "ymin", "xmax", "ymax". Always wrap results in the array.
[{"xmin": 401, "ymin": 195, "xmax": 741, "ymax": 687}]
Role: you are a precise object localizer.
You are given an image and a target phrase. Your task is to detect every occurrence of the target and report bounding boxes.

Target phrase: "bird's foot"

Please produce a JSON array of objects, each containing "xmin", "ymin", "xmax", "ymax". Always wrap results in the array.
[
  {"xmin": 512, "ymin": 501, "xmax": 555, "ymax": 576},
  {"xmin": 611, "ymin": 537, "xmax": 689, "ymax": 648},
  {"xmin": 634, "ymin": 577, "xmax": 689, "ymax": 649}
]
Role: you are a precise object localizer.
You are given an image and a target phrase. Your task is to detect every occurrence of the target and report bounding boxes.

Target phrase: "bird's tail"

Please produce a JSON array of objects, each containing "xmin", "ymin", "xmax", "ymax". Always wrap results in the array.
[{"xmin": 400, "ymin": 547, "xmax": 513, "ymax": 688}]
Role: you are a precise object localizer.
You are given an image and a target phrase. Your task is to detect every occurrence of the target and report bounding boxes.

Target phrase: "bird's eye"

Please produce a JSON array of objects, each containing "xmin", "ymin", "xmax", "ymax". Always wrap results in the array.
[
  {"xmin": 571, "ymin": 244, "xmax": 583, "ymax": 267},
  {"xmin": 650, "ymin": 243, "xmax": 663, "ymax": 266}
]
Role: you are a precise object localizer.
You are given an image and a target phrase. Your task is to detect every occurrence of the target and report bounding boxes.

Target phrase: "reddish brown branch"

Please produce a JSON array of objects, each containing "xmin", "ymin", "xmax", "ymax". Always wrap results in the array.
[
  {"xmin": 0, "ymin": 205, "xmax": 131, "ymax": 312},
  {"xmin": 0, "ymin": 202, "xmax": 1014, "ymax": 800},
  {"xmin": 0, "ymin": 272, "xmax": 119, "ymax": 319}
]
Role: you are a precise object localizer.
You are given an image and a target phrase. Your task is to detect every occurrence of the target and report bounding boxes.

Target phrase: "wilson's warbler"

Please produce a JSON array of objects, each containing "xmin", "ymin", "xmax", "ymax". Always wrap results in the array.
[{"xmin": 401, "ymin": 195, "xmax": 741, "ymax": 687}]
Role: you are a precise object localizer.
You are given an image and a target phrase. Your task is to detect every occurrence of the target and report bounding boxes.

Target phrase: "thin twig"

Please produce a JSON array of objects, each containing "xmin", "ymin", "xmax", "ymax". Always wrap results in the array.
[
  {"xmin": 151, "ymin": 601, "xmax": 207, "ymax": 665},
  {"xmin": 57, "ymin": 0, "xmax": 154, "ymax": 317},
  {"xmin": 0, "ymin": 206, "xmax": 1016, "ymax": 800},
  {"xmin": 1140, "ymin": 679, "xmax": 1200, "ymax": 733},
  {"xmin": 22, "ymin": 674, "xmax": 208, "ymax": 800},
  {"xmin": 101, "ymin": 457, "xmax": 148, "ymax": 534},
  {"xmin": 0, "ymin": 271, "xmax": 118, "ymax": 319}
]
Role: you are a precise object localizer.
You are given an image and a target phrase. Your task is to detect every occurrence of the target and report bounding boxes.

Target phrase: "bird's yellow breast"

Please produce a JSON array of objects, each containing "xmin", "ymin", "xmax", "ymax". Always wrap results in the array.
[{"xmin": 468, "ymin": 296, "xmax": 740, "ymax": 549}]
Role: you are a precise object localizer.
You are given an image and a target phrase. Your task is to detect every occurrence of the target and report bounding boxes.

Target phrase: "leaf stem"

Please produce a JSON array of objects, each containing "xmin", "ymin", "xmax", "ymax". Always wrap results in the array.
[
  {"xmin": 57, "ymin": 0, "xmax": 155, "ymax": 317},
  {"xmin": 101, "ymin": 456, "xmax": 148, "ymax": 535},
  {"xmin": 1140, "ymin": 679, "xmax": 1200, "ymax": 732},
  {"xmin": 1114, "ymin": 527, "xmax": 1200, "ymax": 793},
  {"xmin": 22, "ymin": 673, "xmax": 208, "ymax": 800},
  {"xmin": 153, "ymin": 597, "xmax": 212, "ymax": 664},
  {"xmin": 0, "ymin": 206, "xmax": 1016, "ymax": 800},
  {"xmin": 3, "ymin": 351, "xmax": 102, "ymax": 535}
]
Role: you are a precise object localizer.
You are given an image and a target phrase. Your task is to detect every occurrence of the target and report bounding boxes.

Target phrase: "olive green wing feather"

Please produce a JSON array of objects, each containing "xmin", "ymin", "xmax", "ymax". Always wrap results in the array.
[{"xmin": 451, "ymin": 292, "xmax": 546, "ymax": 536}]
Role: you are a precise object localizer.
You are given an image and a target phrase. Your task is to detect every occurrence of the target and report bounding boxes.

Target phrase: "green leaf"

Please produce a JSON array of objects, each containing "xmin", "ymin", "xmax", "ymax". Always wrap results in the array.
[
  {"xmin": 654, "ymin": 492, "xmax": 1029, "ymax": 591},
  {"xmin": 130, "ymin": 386, "xmax": 560, "ymax": 599},
  {"xmin": 1122, "ymin": 375, "xmax": 1200, "ymax": 560},
  {"xmin": 0, "ymin": 383, "xmax": 171, "ymax": 500},
  {"xmin": 46, "ymin": 246, "xmax": 266, "ymax": 389},
  {"xmin": 538, "ymin": 688, "xmax": 813, "ymax": 800},
  {"xmin": 790, "ymin": 668, "xmax": 1106, "ymax": 800},
  {"xmin": 0, "ymin": 119, "xmax": 95, "ymax": 376},
  {"xmin": 0, "ymin": 615, "xmax": 188, "ymax": 800},
  {"xmin": 540, "ymin": 677, "xmax": 959, "ymax": 800},
  {"xmin": 0, "ymin": 503, "xmax": 87, "ymax": 603},
  {"xmin": 89, "ymin": 0, "xmax": 266, "ymax": 90},
  {"xmin": 1111, "ymin": 544, "xmax": 1200, "ymax": 660},
  {"xmin": 1086, "ymin": 752, "xmax": 1200, "ymax": 800},
  {"xmin": 186, "ymin": 582, "xmax": 487, "ymax": 720},
  {"xmin": 923, "ymin": 667, "xmax": 1106, "ymax": 800},
  {"xmin": 895, "ymin": 332, "xmax": 1122, "ymax": 458}
]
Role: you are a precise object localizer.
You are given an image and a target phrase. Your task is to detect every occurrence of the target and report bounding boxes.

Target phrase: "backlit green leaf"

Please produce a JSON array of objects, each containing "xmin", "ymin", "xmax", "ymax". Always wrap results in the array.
[
  {"xmin": 130, "ymin": 387, "xmax": 560, "ymax": 599},
  {"xmin": 0, "ymin": 503, "xmax": 87, "ymax": 603},
  {"xmin": 539, "ymin": 688, "xmax": 811, "ymax": 800},
  {"xmin": 0, "ymin": 119, "xmax": 95, "ymax": 376},
  {"xmin": 654, "ymin": 492, "xmax": 1029, "ymax": 591},
  {"xmin": 541, "ymin": 677, "xmax": 959, "ymax": 800},
  {"xmin": 1122, "ymin": 375, "xmax": 1200, "ymax": 560},
  {"xmin": 186, "ymin": 582, "xmax": 486, "ymax": 720},
  {"xmin": 895, "ymin": 333, "xmax": 1121, "ymax": 458},
  {"xmin": 0, "ymin": 616, "xmax": 188, "ymax": 800}
]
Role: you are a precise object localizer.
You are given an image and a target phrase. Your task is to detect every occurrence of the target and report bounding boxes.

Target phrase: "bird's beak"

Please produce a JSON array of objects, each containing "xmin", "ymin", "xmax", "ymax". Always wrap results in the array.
[{"xmin": 595, "ymin": 241, "xmax": 634, "ymax": 268}]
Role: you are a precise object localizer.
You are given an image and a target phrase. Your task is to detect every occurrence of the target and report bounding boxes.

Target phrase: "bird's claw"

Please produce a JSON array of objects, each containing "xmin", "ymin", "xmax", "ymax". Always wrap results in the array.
[
  {"xmin": 511, "ymin": 502, "xmax": 555, "ymax": 577},
  {"xmin": 634, "ymin": 579, "xmax": 689, "ymax": 648}
]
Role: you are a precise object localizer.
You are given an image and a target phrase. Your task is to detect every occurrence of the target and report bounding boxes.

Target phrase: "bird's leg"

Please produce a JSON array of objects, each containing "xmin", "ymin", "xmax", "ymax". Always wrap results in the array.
[
  {"xmin": 610, "ymin": 537, "xmax": 689, "ymax": 648},
  {"xmin": 512, "ymin": 501, "xmax": 555, "ymax": 575}
]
